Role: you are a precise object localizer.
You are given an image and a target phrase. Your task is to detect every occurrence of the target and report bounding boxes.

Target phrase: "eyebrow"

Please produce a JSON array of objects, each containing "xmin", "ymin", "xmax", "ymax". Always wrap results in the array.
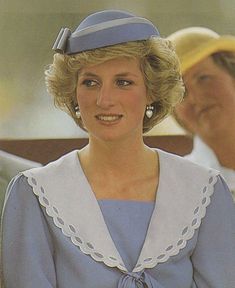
[
  {"xmin": 184, "ymin": 69, "xmax": 206, "ymax": 84},
  {"xmin": 79, "ymin": 71, "xmax": 139, "ymax": 78},
  {"xmin": 79, "ymin": 72, "xmax": 98, "ymax": 78},
  {"xmin": 115, "ymin": 72, "xmax": 139, "ymax": 78},
  {"xmin": 193, "ymin": 71, "xmax": 204, "ymax": 78}
]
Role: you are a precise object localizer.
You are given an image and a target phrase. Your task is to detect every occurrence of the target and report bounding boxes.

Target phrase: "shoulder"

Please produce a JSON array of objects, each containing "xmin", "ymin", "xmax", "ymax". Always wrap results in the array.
[
  {"xmin": 157, "ymin": 148, "xmax": 219, "ymax": 178},
  {"xmin": 2, "ymin": 173, "xmax": 39, "ymax": 217},
  {"xmin": 157, "ymin": 149, "xmax": 234, "ymax": 204},
  {"xmin": 21, "ymin": 150, "xmax": 81, "ymax": 202},
  {"xmin": 23, "ymin": 150, "xmax": 79, "ymax": 177},
  {"xmin": 156, "ymin": 149, "xmax": 222, "ymax": 221}
]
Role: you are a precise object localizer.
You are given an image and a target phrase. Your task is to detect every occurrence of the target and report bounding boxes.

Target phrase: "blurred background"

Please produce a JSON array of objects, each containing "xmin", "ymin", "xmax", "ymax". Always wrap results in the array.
[{"xmin": 1, "ymin": 0, "xmax": 235, "ymax": 139}]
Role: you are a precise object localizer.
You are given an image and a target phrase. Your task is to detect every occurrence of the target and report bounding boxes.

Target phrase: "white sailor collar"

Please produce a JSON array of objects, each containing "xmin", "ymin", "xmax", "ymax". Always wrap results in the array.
[{"xmin": 22, "ymin": 149, "xmax": 219, "ymax": 273}]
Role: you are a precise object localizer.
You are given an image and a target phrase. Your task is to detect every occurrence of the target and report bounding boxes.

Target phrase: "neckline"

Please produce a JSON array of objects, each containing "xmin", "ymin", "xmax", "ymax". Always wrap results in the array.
[
  {"xmin": 98, "ymin": 198, "xmax": 155, "ymax": 204},
  {"xmin": 75, "ymin": 149, "xmax": 160, "ymax": 203}
]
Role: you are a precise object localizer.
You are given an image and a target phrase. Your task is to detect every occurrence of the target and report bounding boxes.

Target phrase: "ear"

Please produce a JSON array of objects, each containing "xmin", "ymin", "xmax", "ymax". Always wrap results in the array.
[
  {"xmin": 146, "ymin": 100, "xmax": 154, "ymax": 105},
  {"xmin": 145, "ymin": 93, "xmax": 153, "ymax": 105}
]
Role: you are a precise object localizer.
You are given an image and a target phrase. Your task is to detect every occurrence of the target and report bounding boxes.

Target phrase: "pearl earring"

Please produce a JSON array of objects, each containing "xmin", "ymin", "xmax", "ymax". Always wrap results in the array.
[
  {"xmin": 145, "ymin": 105, "xmax": 154, "ymax": 119},
  {"xmin": 75, "ymin": 105, "xmax": 81, "ymax": 119}
]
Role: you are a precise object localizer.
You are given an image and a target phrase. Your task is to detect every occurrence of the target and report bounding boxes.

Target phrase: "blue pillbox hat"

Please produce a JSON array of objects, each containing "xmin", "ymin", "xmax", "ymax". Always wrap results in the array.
[{"xmin": 52, "ymin": 9, "xmax": 160, "ymax": 54}]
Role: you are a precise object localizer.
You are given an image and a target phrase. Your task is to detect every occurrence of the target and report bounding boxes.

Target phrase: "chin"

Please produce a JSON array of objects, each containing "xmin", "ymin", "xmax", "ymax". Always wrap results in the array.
[{"xmin": 198, "ymin": 125, "xmax": 226, "ymax": 141}]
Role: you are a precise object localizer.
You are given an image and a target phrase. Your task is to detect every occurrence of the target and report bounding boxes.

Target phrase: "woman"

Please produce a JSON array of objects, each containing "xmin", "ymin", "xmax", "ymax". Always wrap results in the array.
[
  {"xmin": 2, "ymin": 10, "xmax": 235, "ymax": 288},
  {"xmin": 168, "ymin": 27, "xmax": 235, "ymax": 200}
]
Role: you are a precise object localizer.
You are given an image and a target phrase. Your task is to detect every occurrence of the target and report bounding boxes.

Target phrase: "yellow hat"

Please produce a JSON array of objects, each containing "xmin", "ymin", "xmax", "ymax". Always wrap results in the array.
[{"xmin": 168, "ymin": 27, "xmax": 235, "ymax": 74}]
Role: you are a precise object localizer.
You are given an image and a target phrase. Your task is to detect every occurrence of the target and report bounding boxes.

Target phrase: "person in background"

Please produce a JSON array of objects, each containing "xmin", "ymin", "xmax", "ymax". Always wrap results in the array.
[
  {"xmin": 1, "ymin": 10, "xmax": 235, "ymax": 287},
  {"xmin": 168, "ymin": 27, "xmax": 235, "ymax": 201},
  {"xmin": 0, "ymin": 150, "xmax": 41, "ymax": 215}
]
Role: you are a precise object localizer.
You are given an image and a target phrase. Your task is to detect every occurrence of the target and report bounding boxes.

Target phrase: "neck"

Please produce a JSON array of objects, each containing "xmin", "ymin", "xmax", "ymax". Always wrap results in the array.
[
  {"xmin": 78, "ymin": 134, "xmax": 158, "ymax": 201},
  {"xmin": 79, "ymin": 133, "xmax": 156, "ymax": 177}
]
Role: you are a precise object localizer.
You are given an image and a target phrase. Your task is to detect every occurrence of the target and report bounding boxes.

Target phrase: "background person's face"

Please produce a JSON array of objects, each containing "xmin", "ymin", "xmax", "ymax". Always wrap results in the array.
[{"xmin": 174, "ymin": 56, "xmax": 235, "ymax": 141}]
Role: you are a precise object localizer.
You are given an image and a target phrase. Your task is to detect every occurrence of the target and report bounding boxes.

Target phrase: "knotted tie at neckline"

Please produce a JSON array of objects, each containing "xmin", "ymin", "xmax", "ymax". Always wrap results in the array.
[{"xmin": 118, "ymin": 271, "xmax": 164, "ymax": 288}]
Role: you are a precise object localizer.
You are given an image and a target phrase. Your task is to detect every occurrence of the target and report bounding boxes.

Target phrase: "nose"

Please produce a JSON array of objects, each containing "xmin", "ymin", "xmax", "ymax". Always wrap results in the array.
[{"xmin": 96, "ymin": 84, "xmax": 115, "ymax": 109}]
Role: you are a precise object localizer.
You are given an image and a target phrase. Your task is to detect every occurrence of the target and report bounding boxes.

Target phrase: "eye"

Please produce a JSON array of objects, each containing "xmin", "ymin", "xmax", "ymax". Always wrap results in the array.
[
  {"xmin": 116, "ymin": 79, "xmax": 133, "ymax": 87},
  {"xmin": 197, "ymin": 74, "xmax": 211, "ymax": 82},
  {"xmin": 82, "ymin": 79, "xmax": 99, "ymax": 87}
]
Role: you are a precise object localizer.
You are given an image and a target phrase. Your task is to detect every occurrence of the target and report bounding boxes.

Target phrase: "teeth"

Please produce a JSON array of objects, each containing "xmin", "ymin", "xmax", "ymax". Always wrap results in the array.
[{"xmin": 97, "ymin": 115, "xmax": 120, "ymax": 121}]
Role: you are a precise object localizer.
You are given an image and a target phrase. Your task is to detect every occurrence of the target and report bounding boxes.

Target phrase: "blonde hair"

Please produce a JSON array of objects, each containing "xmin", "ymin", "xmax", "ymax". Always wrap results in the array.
[{"xmin": 45, "ymin": 38, "xmax": 184, "ymax": 133}]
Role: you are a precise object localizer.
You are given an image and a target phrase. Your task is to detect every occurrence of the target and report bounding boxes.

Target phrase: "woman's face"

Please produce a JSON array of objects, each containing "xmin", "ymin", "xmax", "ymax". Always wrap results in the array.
[
  {"xmin": 174, "ymin": 56, "xmax": 235, "ymax": 140},
  {"xmin": 76, "ymin": 57, "xmax": 148, "ymax": 142}
]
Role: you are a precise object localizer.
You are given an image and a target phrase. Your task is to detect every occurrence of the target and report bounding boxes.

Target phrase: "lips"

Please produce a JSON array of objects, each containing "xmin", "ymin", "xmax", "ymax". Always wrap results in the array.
[{"xmin": 95, "ymin": 114, "xmax": 123, "ymax": 122}]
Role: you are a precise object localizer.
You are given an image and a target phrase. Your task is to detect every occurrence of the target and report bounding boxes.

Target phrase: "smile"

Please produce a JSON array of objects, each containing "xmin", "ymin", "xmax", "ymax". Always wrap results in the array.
[{"xmin": 95, "ymin": 114, "xmax": 123, "ymax": 122}]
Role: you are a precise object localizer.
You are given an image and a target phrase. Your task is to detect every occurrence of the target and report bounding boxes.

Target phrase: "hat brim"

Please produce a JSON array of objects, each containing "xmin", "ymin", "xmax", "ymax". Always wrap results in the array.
[{"xmin": 180, "ymin": 36, "xmax": 235, "ymax": 74}]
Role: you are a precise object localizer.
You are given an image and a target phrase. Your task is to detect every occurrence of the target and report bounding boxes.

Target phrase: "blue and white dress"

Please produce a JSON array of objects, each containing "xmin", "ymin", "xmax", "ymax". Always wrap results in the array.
[{"xmin": 2, "ymin": 149, "xmax": 235, "ymax": 287}]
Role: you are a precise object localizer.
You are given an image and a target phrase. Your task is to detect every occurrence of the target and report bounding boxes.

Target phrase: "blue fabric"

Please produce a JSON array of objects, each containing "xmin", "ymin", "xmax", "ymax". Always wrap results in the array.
[
  {"xmin": 1, "ymin": 174, "xmax": 235, "ymax": 288},
  {"xmin": 118, "ymin": 271, "xmax": 164, "ymax": 288},
  {"xmin": 98, "ymin": 200, "xmax": 154, "ymax": 272},
  {"xmin": 53, "ymin": 10, "xmax": 160, "ymax": 54}
]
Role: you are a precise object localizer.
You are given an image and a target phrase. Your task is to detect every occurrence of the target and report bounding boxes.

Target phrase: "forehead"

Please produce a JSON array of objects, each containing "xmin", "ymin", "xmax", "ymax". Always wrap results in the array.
[
  {"xmin": 80, "ymin": 57, "xmax": 141, "ymax": 75},
  {"xmin": 192, "ymin": 56, "xmax": 215, "ymax": 69},
  {"xmin": 183, "ymin": 56, "xmax": 216, "ymax": 80}
]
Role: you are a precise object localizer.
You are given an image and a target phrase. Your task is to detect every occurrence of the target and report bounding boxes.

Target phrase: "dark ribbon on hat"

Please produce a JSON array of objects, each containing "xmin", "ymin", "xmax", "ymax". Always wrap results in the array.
[
  {"xmin": 52, "ymin": 28, "xmax": 71, "ymax": 53},
  {"xmin": 118, "ymin": 271, "xmax": 164, "ymax": 288}
]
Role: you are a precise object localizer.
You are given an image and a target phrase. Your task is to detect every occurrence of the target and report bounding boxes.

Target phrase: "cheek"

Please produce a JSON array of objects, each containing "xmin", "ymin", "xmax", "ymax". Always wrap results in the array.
[
  {"xmin": 121, "ymin": 88, "xmax": 147, "ymax": 106},
  {"xmin": 76, "ymin": 91, "xmax": 94, "ymax": 109},
  {"xmin": 135, "ymin": 87, "xmax": 148, "ymax": 105},
  {"xmin": 175, "ymin": 104, "xmax": 190, "ymax": 122},
  {"xmin": 174, "ymin": 104, "xmax": 197, "ymax": 130},
  {"xmin": 219, "ymin": 87, "xmax": 235, "ymax": 105},
  {"xmin": 131, "ymin": 93, "xmax": 147, "ymax": 116}
]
